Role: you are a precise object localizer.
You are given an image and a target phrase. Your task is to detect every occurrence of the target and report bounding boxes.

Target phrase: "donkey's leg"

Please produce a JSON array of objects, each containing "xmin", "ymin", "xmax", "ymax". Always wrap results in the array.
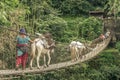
[
  {"xmin": 76, "ymin": 48, "xmax": 79, "ymax": 59},
  {"xmin": 36, "ymin": 49, "xmax": 42, "ymax": 69},
  {"xmin": 47, "ymin": 51, "xmax": 51, "ymax": 67},
  {"xmin": 76, "ymin": 48, "xmax": 82, "ymax": 60},
  {"xmin": 30, "ymin": 44, "xmax": 36, "ymax": 70},
  {"xmin": 70, "ymin": 48, "xmax": 74, "ymax": 61},
  {"xmin": 43, "ymin": 55, "xmax": 47, "ymax": 68},
  {"xmin": 30, "ymin": 53, "xmax": 35, "ymax": 70},
  {"xmin": 75, "ymin": 49, "xmax": 78, "ymax": 60},
  {"xmin": 78, "ymin": 48, "xmax": 82, "ymax": 59},
  {"xmin": 70, "ymin": 46, "xmax": 76, "ymax": 62}
]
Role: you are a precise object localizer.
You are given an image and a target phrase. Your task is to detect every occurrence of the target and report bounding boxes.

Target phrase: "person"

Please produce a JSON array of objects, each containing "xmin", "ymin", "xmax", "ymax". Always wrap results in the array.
[
  {"xmin": 15, "ymin": 28, "xmax": 33, "ymax": 70},
  {"xmin": 99, "ymin": 34, "xmax": 105, "ymax": 40}
]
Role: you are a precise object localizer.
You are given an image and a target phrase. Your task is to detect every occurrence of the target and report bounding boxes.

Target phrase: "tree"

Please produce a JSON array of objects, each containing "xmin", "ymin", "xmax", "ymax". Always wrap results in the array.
[
  {"xmin": 77, "ymin": 17, "xmax": 102, "ymax": 40},
  {"xmin": 104, "ymin": 0, "xmax": 120, "ymax": 17},
  {"xmin": 51, "ymin": 0, "xmax": 93, "ymax": 15}
]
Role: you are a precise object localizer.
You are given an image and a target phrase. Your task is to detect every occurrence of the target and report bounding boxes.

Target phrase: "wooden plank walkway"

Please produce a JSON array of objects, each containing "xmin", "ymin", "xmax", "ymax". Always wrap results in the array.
[{"xmin": 0, "ymin": 37, "xmax": 111, "ymax": 76}]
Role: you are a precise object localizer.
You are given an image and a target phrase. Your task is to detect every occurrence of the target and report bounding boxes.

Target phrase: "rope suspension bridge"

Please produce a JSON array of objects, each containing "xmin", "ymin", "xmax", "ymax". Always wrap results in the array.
[
  {"xmin": 0, "ymin": 36, "xmax": 111, "ymax": 78},
  {"xmin": 0, "ymin": 0, "xmax": 118, "ymax": 80}
]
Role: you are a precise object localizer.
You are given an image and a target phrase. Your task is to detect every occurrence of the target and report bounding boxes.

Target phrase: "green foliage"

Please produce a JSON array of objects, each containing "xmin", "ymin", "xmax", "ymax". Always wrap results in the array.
[
  {"xmin": 52, "ymin": 43, "xmax": 70, "ymax": 63},
  {"xmin": 51, "ymin": 0, "xmax": 109, "ymax": 16},
  {"xmin": 115, "ymin": 41, "xmax": 120, "ymax": 52},
  {"xmin": 38, "ymin": 14, "xmax": 68, "ymax": 42},
  {"xmin": 61, "ymin": 17, "xmax": 86, "ymax": 42},
  {"xmin": 87, "ymin": 0, "xmax": 108, "ymax": 7},
  {"xmin": 100, "ymin": 65, "xmax": 120, "ymax": 80},
  {"xmin": 0, "ymin": 0, "xmax": 120, "ymax": 80},
  {"xmin": 51, "ymin": 0, "xmax": 93, "ymax": 15},
  {"xmin": 0, "ymin": 1, "xmax": 12, "ymax": 25},
  {"xmin": 78, "ymin": 17, "xmax": 102, "ymax": 40},
  {"xmin": 18, "ymin": 0, "xmax": 68, "ymax": 43},
  {"xmin": 104, "ymin": 0, "xmax": 120, "ymax": 17},
  {"xmin": 0, "ymin": 0, "xmax": 28, "ymax": 26}
]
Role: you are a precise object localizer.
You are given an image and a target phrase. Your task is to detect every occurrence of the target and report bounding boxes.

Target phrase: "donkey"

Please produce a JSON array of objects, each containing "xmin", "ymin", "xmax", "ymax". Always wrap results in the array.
[
  {"xmin": 69, "ymin": 41, "xmax": 86, "ymax": 62},
  {"xmin": 30, "ymin": 33, "xmax": 55, "ymax": 69}
]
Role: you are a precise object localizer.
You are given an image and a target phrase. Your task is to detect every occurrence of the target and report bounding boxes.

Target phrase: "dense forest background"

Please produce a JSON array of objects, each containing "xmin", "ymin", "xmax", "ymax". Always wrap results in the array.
[{"xmin": 0, "ymin": 0, "xmax": 120, "ymax": 80}]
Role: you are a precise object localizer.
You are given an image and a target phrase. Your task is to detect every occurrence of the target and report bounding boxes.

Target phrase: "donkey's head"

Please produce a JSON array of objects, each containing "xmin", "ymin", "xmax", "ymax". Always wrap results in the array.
[{"xmin": 47, "ymin": 38, "xmax": 56, "ymax": 53}]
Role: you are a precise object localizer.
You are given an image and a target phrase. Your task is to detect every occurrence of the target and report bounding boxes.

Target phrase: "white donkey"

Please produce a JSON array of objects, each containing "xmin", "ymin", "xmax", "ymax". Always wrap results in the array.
[
  {"xmin": 30, "ymin": 33, "xmax": 55, "ymax": 69},
  {"xmin": 69, "ymin": 41, "xmax": 86, "ymax": 62}
]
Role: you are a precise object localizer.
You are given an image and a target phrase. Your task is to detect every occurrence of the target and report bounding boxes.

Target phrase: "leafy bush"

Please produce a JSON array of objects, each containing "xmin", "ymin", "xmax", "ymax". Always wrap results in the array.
[
  {"xmin": 37, "ymin": 14, "xmax": 68, "ymax": 42},
  {"xmin": 115, "ymin": 41, "xmax": 120, "ymax": 52},
  {"xmin": 100, "ymin": 65, "xmax": 120, "ymax": 80},
  {"xmin": 77, "ymin": 17, "xmax": 102, "ymax": 40},
  {"xmin": 58, "ymin": 0, "xmax": 93, "ymax": 15}
]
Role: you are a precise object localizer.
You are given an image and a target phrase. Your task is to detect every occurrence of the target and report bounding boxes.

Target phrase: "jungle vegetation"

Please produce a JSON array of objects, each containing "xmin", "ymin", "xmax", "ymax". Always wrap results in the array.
[{"xmin": 0, "ymin": 0, "xmax": 120, "ymax": 80}]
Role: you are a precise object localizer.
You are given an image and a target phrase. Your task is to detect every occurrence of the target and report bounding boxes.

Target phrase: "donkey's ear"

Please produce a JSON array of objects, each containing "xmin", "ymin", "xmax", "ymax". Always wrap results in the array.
[
  {"xmin": 35, "ymin": 33, "xmax": 41, "ymax": 36},
  {"xmin": 35, "ymin": 33, "xmax": 45, "ymax": 38}
]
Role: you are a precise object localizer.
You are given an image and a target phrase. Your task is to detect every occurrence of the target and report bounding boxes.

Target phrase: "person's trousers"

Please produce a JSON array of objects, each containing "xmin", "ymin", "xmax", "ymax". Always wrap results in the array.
[{"xmin": 16, "ymin": 53, "xmax": 28, "ymax": 69}]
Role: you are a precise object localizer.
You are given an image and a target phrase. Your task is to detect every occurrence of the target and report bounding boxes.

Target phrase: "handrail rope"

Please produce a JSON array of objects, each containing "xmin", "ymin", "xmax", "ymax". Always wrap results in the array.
[{"xmin": 0, "ymin": 37, "xmax": 111, "ymax": 76}]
